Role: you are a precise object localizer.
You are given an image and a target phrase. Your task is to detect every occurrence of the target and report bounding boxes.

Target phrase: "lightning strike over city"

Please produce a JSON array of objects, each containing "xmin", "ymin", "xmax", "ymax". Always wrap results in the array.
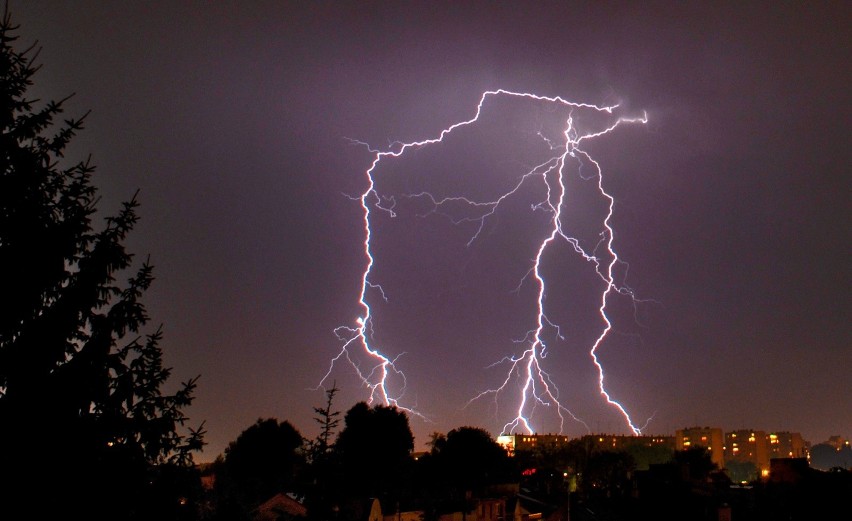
[
  {"xmin": 321, "ymin": 89, "xmax": 652, "ymax": 436},
  {"xmin": 12, "ymin": 0, "xmax": 848, "ymax": 472}
]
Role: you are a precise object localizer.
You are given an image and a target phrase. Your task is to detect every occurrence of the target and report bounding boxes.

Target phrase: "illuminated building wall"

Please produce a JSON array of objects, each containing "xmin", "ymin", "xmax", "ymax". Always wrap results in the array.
[
  {"xmin": 725, "ymin": 429, "xmax": 770, "ymax": 475},
  {"xmin": 768, "ymin": 431, "xmax": 808, "ymax": 459},
  {"xmin": 497, "ymin": 433, "xmax": 572, "ymax": 455},
  {"xmin": 496, "ymin": 435, "xmax": 516, "ymax": 456},
  {"xmin": 498, "ymin": 429, "xmax": 810, "ymax": 473},
  {"xmin": 676, "ymin": 426, "xmax": 725, "ymax": 468},
  {"xmin": 497, "ymin": 433, "xmax": 674, "ymax": 457},
  {"xmin": 581, "ymin": 434, "xmax": 675, "ymax": 452}
]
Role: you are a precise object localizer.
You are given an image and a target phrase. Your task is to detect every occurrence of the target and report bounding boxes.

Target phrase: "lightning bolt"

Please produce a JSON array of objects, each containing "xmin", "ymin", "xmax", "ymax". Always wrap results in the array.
[{"xmin": 321, "ymin": 89, "xmax": 649, "ymax": 434}]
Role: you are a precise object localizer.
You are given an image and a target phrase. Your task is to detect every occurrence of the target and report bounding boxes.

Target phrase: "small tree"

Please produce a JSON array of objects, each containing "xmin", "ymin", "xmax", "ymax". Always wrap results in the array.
[
  {"xmin": 305, "ymin": 384, "xmax": 341, "ymax": 520},
  {"xmin": 0, "ymin": 9, "xmax": 203, "ymax": 519},
  {"xmin": 311, "ymin": 382, "xmax": 341, "ymax": 459}
]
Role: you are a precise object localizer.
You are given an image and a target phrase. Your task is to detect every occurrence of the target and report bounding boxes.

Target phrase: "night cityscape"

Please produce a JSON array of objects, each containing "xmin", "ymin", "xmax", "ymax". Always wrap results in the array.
[{"xmin": 1, "ymin": 2, "xmax": 849, "ymax": 520}]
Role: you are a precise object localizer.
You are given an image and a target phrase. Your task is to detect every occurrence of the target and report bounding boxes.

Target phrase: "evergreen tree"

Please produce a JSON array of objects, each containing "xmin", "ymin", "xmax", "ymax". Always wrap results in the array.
[
  {"xmin": 305, "ymin": 384, "xmax": 341, "ymax": 520},
  {"xmin": 0, "ymin": 9, "xmax": 203, "ymax": 519},
  {"xmin": 311, "ymin": 382, "xmax": 340, "ymax": 459}
]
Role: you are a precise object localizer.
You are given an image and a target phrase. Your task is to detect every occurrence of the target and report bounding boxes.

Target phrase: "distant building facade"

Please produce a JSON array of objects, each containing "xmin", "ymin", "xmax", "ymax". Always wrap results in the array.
[
  {"xmin": 725, "ymin": 429, "xmax": 770, "ymax": 476},
  {"xmin": 497, "ymin": 433, "xmax": 674, "ymax": 458},
  {"xmin": 768, "ymin": 431, "xmax": 808, "ymax": 459},
  {"xmin": 580, "ymin": 434, "xmax": 675, "ymax": 452},
  {"xmin": 498, "ymin": 427, "xmax": 817, "ymax": 483},
  {"xmin": 497, "ymin": 433, "xmax": 571, "ymax": 455},
  {"xmin": 676, "ymin": 426, "xmax": 725, "ymax": 468},
  {"xmin": 826, "ymin": 435, "xmax": 848, "ymax": 450}
]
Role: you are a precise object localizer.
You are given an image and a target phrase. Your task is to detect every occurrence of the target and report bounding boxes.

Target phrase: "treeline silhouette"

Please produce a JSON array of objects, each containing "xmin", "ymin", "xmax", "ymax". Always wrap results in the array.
[
  {"xmin": 202, "ymin": 388, "xmax": 517, "ymax": 520},
  {"xmin": 199, "ymin": 387, "xmax": 851, "ymax": 521}
]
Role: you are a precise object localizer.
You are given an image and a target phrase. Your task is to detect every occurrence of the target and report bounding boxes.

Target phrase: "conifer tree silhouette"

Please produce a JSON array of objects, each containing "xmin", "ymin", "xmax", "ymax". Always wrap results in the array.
[{"xmin": 0, "ymin": 8, "xmax": 204, "ymax": 519}]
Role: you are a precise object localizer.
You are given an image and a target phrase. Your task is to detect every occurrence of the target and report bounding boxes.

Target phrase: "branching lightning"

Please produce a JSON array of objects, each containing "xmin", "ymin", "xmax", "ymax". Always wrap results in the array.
[{"xmin": 320, "ymin": 89, "xmax": 650, "ymax": 435}]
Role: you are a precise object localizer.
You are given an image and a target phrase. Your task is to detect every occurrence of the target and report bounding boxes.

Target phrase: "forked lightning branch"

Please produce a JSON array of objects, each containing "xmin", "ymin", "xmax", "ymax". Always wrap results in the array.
[{"xmin": 321, "ymin": 89, "xmax": 650, "ymax": 436}]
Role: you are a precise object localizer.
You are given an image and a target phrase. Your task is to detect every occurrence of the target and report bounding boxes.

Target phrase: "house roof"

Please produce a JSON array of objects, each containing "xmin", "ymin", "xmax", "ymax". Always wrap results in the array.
[{"xmin": 253, "ymin": 493, "xmax": 308, "ymax": 521}]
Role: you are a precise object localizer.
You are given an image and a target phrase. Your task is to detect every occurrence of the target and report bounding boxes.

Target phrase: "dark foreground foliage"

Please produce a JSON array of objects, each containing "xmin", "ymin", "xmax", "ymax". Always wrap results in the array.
[{"xmin": 0, "ymin": 8, "xmax": 203, "ymax": 519}]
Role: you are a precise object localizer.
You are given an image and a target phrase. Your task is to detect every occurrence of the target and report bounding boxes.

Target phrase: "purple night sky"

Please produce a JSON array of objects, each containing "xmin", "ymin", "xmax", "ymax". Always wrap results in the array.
[{"xmin": 13, "ymin": 2, "xmax": 850, "ymax": 461}]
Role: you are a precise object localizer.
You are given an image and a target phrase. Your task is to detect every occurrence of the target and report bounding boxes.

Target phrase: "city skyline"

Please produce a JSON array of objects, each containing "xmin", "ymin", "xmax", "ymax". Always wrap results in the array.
[{"xmin": 11, "ymin": 2, "xmax": 850, "ymax": 461}]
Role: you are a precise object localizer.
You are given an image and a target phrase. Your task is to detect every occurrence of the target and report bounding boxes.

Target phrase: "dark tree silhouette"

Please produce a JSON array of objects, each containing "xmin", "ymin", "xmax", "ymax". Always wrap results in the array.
[
  {"xmin": 621, "ymin": 439, "xmax": 674, "ymax": 471},
  {"xmin": 334, "ymin": 401, "xmax": 415, "ymax": 513},
  {"xmin": 0, "ymin": 9, "xmax": 203, "ymax": 520},
  {"xmin": 304, "ymin": 384, "xmax": 342, "ymax": 521},
  {"xmin": 582, "ymin": 450, "xmax": 635, "ymax": 499},
  {"xmin": 673, "ymin": 445, "xmax": 718, "ymax": 482},
  {"xmin": 311, "ymin": 382, "xmax": 341, "ymax": 459},
  {"xmin": 416, "ymin": 426, "xmax": 517, "ymax": 515},
  {"xmin": 725, "ymin": 459, "xmax": 759, "ymax": 483},
  {"xmin": 211, "ymin": 418, "xmax": 305, "ymax": 520},
  {"xmin": 513, "ymin": 439, "xmax": 589, "ymax": 505},
  {"xmin": 628, "ymin": 446, "xmax": 726, "ymax": 521},
  {"xmin": 438, "ymin": 426, "xmax": 516, "ymax": 494},
  {"xmin": 810, "ymin": 443, "xmax": 852, "ymax": 471}
]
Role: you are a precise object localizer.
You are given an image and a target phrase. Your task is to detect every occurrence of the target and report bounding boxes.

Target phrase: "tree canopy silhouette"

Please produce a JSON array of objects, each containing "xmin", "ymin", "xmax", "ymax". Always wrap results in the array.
[
  {"xmin": 334, "ymin": 401, "xmax": 415, "ymax": 511},
  {"xmin": 420, "ymin": 426, "xmax": 517, "ymax": 511},
  {"xmin": 0, "ymin": 8, "xmax": 203, "ymax": 519},
  {"xmin": 211, "ymin": 418, "xmax": 305, "ymax": 520}
]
